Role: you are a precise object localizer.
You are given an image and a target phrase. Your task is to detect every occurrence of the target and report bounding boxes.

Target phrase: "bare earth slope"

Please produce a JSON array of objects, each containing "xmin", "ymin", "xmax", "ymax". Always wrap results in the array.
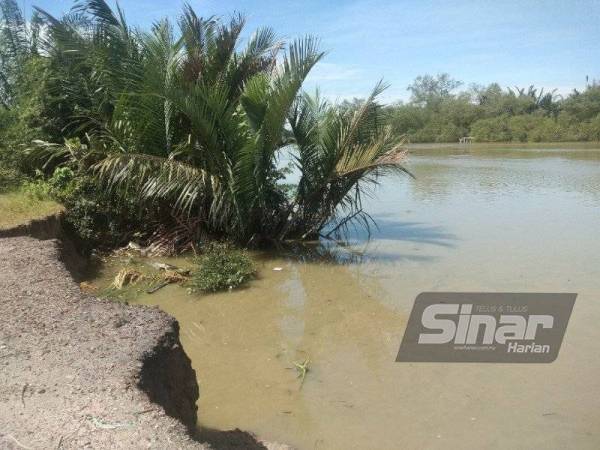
[{"xmin": 0, "ymin": 236, "xmax": 206, "ymax": 449}]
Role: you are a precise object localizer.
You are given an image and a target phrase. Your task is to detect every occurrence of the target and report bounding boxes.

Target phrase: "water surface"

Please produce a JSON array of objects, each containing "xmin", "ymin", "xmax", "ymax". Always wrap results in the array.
[{"xmin": 92, "ymin": 144, "xmax": 600, "ymax": 450}]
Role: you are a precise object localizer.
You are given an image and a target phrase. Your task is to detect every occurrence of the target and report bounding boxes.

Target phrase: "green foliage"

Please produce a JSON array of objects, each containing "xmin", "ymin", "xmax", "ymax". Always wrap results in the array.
[
  {"xmin": 12, "ymin": 1, "xmax": 409, "ymax": 246},
  {"xmin": 20, "ymin": 164, "xmax": 145, "ymax": 250},
  {"xmin": 190, "ymin": 243, "xmax": 256, "ymax": 292},
  {"xmin": 582, "ymin": 113, "xmax": 600, "ymax": 141},
  {"xmin": 407, "ymin": 73, "xmax": 463, "ymax": 108},
  {"xmin": 469, "ymin": 112, "xmax": 599, "ymax": 143},
  {"xmin": 0, "ymin": 165, "xmax": 22, "ymax": 192},
  {"xmin": 388, "ymin": 77, "xmax": 600, "ymax": 143},
  {"xmin": 470, "ymin": 115, "xmax": 512, "ymax": 142},
  {"xmin": 562, "ymin": 85, "xmax": 600, "ymax": 121},
  {"xmin": 286, "ymin": 83, "xmax": 410, "ymax": 239},
  {"xmin": 59, "ymin": 176, "xmax": 152, "ymax": 251},
  {"xmin": 22, "ymin": 166, "xmax": 76, "ymax": 199},
  {"xmin": 0, "ymin": 0, "xmax": 43, "ymax": 107},
  {"xmin": 8, "ymin": 0, "xmax": 600, "ymax": 256}
]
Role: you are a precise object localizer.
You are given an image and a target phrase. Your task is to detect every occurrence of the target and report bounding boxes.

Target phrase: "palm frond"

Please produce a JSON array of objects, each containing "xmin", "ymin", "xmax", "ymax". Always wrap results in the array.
[{"xmin": 284, "ymin": 82, "xmax": 411, "ymax": 239}]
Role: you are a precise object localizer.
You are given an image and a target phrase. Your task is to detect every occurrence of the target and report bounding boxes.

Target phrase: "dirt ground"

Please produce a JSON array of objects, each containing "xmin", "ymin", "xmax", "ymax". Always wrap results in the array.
[{"xmin": 0, "ymin": 234, "xmax": 290, "ymax": 449}]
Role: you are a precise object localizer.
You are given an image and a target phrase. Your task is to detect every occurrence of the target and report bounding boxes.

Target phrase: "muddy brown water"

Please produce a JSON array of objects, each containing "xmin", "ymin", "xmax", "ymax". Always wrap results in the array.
[{"xmin": 91, "ymin": 144, "xmax": 600, "ymax": 450}]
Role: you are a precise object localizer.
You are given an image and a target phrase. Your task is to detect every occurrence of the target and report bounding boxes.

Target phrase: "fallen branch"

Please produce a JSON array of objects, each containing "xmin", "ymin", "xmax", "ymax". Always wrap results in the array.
[{"xmin": 146, "ymin": 281, "xmax": 169, "ymax": 294}]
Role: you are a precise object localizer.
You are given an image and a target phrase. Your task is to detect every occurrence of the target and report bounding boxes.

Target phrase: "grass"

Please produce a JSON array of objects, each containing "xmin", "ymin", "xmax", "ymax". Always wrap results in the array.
[{"xmin": 0, "ymin": 191, "xmax": 63, "ymax": 230}]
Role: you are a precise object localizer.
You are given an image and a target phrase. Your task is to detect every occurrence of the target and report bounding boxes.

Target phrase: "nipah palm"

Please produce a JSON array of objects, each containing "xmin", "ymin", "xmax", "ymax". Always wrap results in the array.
[{"xmin": 27, "ymin": 1, "xmax": 410, "ymax": 246}]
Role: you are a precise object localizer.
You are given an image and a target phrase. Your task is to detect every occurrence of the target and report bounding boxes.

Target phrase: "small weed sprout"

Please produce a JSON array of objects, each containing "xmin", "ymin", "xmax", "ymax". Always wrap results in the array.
[{"xmin": 293, "ymin": 358, "xmax": 311, "ymax": 389}]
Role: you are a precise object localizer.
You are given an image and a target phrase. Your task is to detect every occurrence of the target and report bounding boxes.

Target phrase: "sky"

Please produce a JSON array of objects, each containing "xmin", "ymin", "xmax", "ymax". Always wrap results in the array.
[{"xmin": 25, "ymin": 0, "xmax": 600, "ymax": 103}]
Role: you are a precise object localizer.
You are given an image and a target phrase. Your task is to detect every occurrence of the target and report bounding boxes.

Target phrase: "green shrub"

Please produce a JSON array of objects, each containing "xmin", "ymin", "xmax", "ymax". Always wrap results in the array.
[
  {"xmin": 59, "ymin": 177, "xmax": 151, "ymax": 251},
  {"xmin": 0, "ymin": 166, "xmax": 24, "ymax": 192},
  {"xmin": 580, "ymin": 113, "xmax": 600, "ymax": 141},
  {"xmin": 470, "ymin": 116, "xmax": 512, "ymax": 142},
  {"xmin": 22, "ymin": 171, "xmax": 52, "ymax": 199},
  {"xmin": 22, "ymin": 167, "xmax": 75, "ymax": 200},
  {"xmin": 20, "ymin": 167, "xmax": 144, "ymax": 250},
  {"xmin": 190, "ymin": 243, "xmax": 256, "ymax": 292}
]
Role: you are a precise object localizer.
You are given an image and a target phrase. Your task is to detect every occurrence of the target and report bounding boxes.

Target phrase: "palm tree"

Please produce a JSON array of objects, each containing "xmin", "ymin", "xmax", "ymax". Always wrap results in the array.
[
  {"xmin": 508, "ymin": 85, "xmax": 562, "ymax": 116},
  {"xmin": 33, "ymin": 0, "xmax": 143, "ymax": 137},
  {"xmin": 0, "ymin": 0, "xmax": 43, "ymax": 108},
  {"xmin": 93, "ymin": 35, "xmax": 326, "ymax": 242},
  {"xmin": 26, "ymin": 1, "xmax": 410, "ymax": 246},
  {"xmin": 284, "ymin": 83, "xmax": 410, "ymax": 239}
]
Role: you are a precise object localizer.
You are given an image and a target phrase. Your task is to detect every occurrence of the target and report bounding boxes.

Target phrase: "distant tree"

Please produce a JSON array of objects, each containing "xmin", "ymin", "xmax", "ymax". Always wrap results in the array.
[
  {"xmin": 508, "ymin": 85, "xmax": 562, "ymax": 116},
  {"xmin": 562, "ymin": 84, "xmax": 600, "ymax": 121},
  {"xmin": 407, "ymin": 73, "xmax": 462, "ymax": 108},
  {"xmin": 389, "ymin": 76, "xmax": 600, "ymax": 143}
]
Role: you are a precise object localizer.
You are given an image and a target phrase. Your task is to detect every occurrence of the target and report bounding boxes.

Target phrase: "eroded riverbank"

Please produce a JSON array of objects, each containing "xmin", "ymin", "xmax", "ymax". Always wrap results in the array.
[
  {"xmin": 0, "ymin": 222, "xmax": 290, "ymax": 449},
  {"xmin": 0, "ymin": 236, "xmax": 204, "ymax": 448}
]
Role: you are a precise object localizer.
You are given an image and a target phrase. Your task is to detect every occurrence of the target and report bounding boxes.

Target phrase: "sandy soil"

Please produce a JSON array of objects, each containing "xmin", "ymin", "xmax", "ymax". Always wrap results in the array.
[{"xmin": 0, "ymin": 234, "xmax": 290, "ymax": 449}]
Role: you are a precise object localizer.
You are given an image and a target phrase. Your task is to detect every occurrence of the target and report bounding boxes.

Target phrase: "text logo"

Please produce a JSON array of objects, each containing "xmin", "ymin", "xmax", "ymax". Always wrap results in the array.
[{"xmin": 396, "ymin": 293, "xmax": 576, "ymax": 363}]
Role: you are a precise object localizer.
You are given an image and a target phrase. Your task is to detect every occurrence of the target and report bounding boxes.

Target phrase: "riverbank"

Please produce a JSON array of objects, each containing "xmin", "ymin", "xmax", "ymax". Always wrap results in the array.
[
  {"xmin": 407, "ymin": 141, "xmax": 600, "ymax": 152},
  {"xmin": 0, "ymin": 217, "xmax": 290, "ymax": 449}
]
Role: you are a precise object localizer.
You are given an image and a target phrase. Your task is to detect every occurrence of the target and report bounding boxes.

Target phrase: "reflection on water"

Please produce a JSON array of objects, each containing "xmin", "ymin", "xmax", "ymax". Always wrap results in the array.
[{"xmin": 91, "ymin": 145, "xmax": 600, "ymax": 450}]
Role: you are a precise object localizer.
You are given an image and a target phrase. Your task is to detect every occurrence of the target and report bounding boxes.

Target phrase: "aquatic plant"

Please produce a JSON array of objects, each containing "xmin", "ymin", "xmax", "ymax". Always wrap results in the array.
[{"xmin": 190, "ymin": 242, "xmax": 256, "ymax": 292}]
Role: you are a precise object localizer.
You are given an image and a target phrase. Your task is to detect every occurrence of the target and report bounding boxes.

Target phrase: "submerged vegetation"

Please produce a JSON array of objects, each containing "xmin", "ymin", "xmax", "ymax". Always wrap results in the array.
[{"xmin": 0, "ymin": 0, "xmax": 408, "ymax": 251}]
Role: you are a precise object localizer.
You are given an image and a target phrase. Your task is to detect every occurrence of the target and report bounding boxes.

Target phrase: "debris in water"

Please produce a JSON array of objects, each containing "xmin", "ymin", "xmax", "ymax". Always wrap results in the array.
[
  {"xmin": 149, "ymin": 261, "xmax": 176, "ymax": 271},
  {"xmin": 149, "ymin": 261, "xmax": 190, "ymax": 276},
  {"xmin": 162, "ymin": 269, "xmax": 189, "ymax": 283},
  {"xmin": 112, "ymin": 241, "xmax": 149, "ymax": 258},
  {"xmin": 146, "ymin": 282, "xmax": 169, "ymax": 294},
  {"xmin": 146, "ymin": 269, "xmax": 189, "ymax": 294},
  {"xmin": 127, "ymin": 241, "xmax": 143, "ymax": 251},
  {"xmin": 112, "ymin": 268, "xmax": 144, "ymax": 289},
  {"xmin": 273, "ymin": 267, "xmax": 283, "ymax": 271}
]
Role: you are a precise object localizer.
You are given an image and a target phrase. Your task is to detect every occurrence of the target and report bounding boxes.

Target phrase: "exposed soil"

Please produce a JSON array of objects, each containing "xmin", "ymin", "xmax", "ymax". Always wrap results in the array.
[{"xmin": 0, "ymin": 221, "xmax": 290, "ymax": 449}]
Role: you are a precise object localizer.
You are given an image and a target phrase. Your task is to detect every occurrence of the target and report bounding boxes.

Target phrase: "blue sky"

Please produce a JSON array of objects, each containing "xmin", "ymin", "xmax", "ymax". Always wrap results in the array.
[{"xmin": 27, "ymin": 0, "xmax": 600, "ymax": 102}]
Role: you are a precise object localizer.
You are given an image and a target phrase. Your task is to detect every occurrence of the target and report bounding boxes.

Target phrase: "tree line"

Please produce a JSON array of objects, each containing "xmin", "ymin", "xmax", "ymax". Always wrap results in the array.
[{"xmin": 383, "ymin": 73, "xmax": 600, "ymax": 143}]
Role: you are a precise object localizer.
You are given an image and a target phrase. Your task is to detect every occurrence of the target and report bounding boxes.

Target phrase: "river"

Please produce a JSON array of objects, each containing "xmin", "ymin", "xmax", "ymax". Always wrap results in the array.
[{"xmin": 90, "ymin": 143, "xmax": 600, "ymax": 450}]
